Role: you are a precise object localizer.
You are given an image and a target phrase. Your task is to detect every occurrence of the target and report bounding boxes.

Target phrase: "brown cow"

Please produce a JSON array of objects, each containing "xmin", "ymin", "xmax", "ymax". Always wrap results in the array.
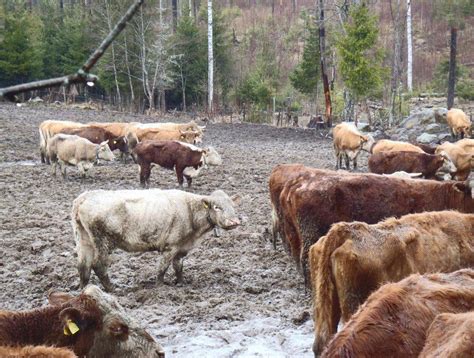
[
  {"xmin": 310, "ymin": 211, "xmax": 474, "ymax": 356},
  {"xmin": 321, "ymin": 269, "xmax": 474, "ymax": 358},
  {"xmin": 60, "ymin": 126, "xmax": 128, "ymax": 154},
  {"xmin": 0, "ymin": 290, "xmax": 103, "ymax": 357},
  {"xmin": 414, "ymin": 142, "xmax": 438, "ymax": 154},
  {"xmin": 0, "ymin": 286, "xmax": 165, "ymax": 358},
  {"xmin": 269, "ymin": 164, "xmax": 474, "ymax": 278},
  {"xmin": 134, "ymin": 140, "xmax": 222, "ymax": 187},
  {"xmin": 0, "ymin": 345, "xmax": 77, "ymax": 358},
  {"xmin": 368, "ymin": 150, "xmax": 456, "ymax": 179},
  {"xmin": 419, "ymin": 311, "xmax": 474, "ymax": 358}
]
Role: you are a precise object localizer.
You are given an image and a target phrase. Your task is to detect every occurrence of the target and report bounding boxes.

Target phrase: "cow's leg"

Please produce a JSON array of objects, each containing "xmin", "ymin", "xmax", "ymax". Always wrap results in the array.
[
  {"xmin": 172, "ymin": 252, "xmax": 187, "ymax": 284},
  {"xmin": 184, "ymin": 174, "xmax": 192, "ymax": 187},
  {"xmin": 344, "ymin": 153, "xmax": 350, "ymax": 170},
  {"xmin": 75, "ymin": 224, "xmax": 96, "ymax": 290},
  {"xmin": 59, "ymin": 161, "xmax": 67, "ymax": 179},
  {"xmin": 93, "ymin": 261, "xmax": 114, "ymax": 292},
  {"xmin": 78, "ymin": 162, "xmax": 87, "ymax": 179},
  {"xmin": 139, "ymin": 163, "xmax": 151, "ymax": 188},
  {"xmin": 51, "ymin": 161, "xmax": 57, "ymax": 176},
  {"xmin": 157, "ymin": 249, "xmax": 179, "ymax": 283},
  {"xmin": 175, "ymin": 166, "xmax": 185, "ymax": 187}
]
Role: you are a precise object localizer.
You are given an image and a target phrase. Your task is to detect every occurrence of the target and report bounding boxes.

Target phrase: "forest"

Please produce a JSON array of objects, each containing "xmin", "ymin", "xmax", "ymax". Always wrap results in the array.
[{"xmin": 0, "ymin": 0, "xmax": 473, "ymax": 125}]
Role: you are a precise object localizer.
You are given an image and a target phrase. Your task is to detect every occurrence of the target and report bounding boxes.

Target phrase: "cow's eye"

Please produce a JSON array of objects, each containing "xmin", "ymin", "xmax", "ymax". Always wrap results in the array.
[{"xmin": 213, "ymin": 205, "xmax": 221, "ymax": 211}]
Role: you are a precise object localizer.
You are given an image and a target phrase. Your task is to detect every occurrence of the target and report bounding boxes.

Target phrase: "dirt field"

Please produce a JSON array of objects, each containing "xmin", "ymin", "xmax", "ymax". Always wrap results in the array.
[{"xmin": 0, "ymin": 103, "xmax": 359, "ymax": 357}]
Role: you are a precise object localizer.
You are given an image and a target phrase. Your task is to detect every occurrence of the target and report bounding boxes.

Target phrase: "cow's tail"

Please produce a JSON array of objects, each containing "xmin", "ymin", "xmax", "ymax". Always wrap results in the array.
[
  {"xmin": 312, "ymin": 224, "xmax": 348, "ymax": 356},
  {"xmin": 39, "ymin": 123, "xmax": 49, "ymax": 164},
  {"xmin": 270, "ymin": 204, "xmax": 279, "ymax": 250}
]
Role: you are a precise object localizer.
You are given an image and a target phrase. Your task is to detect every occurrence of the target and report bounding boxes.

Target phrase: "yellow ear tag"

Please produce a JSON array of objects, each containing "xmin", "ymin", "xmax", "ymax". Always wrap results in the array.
[
  {"xmin": 64, "ymin": 320, "xmax": 80, "ymax": 335},
  {"xmin": 203, "ymin": 202, "xmax": 209, "ymax": 209}
]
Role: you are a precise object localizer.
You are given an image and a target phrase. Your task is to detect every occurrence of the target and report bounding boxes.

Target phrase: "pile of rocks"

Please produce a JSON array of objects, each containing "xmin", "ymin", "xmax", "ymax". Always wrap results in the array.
[{"xmin": 386, "ymin": 107, "xmax": 451, "ymax": 144}]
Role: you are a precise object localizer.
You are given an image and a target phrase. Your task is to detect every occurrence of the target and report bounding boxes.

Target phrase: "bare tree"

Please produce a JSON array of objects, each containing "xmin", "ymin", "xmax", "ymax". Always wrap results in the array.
[
  {"xmin": 318, "ymin": 0, "xmax": 332, "ymax": 127},
  {"xmin": 208, "ymin": 0, "xmax": 214, "ymax": 114},
  {"xmin": 389, "ymin": 0, "xmax": 403, "ymax": 127},
  {"xmin": 406, "ymin": 0, "xmax": 413, "ymax": 92}
]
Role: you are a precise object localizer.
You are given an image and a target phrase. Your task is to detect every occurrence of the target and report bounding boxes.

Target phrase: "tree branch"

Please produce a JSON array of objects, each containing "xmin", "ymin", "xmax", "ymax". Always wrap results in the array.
[{"xmin": 0, "ymin": 0, "xmax": 145, "ymax": 102}]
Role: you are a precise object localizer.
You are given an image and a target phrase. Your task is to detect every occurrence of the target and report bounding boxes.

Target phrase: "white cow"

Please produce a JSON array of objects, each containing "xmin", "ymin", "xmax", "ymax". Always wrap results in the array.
[{"xmin": 72, "ymin": 189, "xmax": 240, "ymax": 291}]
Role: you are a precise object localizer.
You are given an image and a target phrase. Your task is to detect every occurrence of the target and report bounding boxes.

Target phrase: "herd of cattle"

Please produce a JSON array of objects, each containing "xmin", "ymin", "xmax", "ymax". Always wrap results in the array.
[
  {"xmin": 271, "ymin": 108, "xmax": 473, "ymax": 356},
  {"xmin": 1, "ymin": 107, "xmax": 473, "ymax": 357}
]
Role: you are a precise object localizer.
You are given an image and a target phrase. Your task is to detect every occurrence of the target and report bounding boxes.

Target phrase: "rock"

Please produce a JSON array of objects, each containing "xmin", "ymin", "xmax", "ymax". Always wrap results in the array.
[
  {"xmin": 356, "ymin": 122, "xmax": 371, "ymax": 132},
  {"xmin": 438, "ymin": 133, "xmax": 451, "ymax": 142},
  {"xmin": 416, "ymin": 133, "xmax": 438, "ymax": 144},
  {"xmin": 399, "ymin": 108, "xmax": 447, "ymax": 129},
  {"xmin": 425, "ymin": 123, "xmax": 441, "ymax": 134}
]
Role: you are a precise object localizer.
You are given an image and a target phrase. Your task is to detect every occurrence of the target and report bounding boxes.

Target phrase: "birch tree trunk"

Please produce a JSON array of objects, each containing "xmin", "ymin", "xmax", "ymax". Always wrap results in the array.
[
  {"xmin": 208, "ymin": 0, "xmax": 214, "ymax": 114},
  {"xmin": 318, "ymin": 0, "xmax": 332, "ymax": 127},
  {"xmin": 123, "ymin": 35, "xmax": 135, "ymax": 106},
  {"xmin": 406, "ymin": 0, "xmax": 413, "ymax": 92}
]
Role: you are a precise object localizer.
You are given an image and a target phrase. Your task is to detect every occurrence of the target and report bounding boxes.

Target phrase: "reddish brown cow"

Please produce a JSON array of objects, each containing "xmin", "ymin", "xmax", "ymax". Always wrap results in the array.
[
  {"xmin": 368, "ymin": 151, "xmax": 456, "ymax": 179},
  {"xmin": 269, "ymin": 164, "xmax": 474, "ymax": 279},
  {"xmin": 311, "ymin": 211, "xmax": 474, "ymax": 355},
  {"xmin": 61, "ymin": 126, "xmax": 128, "ymax": 154},
  {"xmin": 134, "ymin": 140, "xmax": 221, "ymax": 187},
  {"xmin": 321, "ymin": 270, "xmax": 474, "ymax": 358},
  {"xmin": 0, "ymin": 291, "xmax": 102, "ymax": 357},
  {"xmin": 0, "ymin": 345, "xmax": 77, "ymax": 357},
  {"xmin": 419, "ymin": 312, "xmax": 474, "ymax": 358}
]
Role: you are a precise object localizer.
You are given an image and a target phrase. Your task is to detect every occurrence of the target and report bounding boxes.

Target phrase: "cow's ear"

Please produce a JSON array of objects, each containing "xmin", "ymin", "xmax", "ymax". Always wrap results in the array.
[
  {"xmin": 453, "ymin": 182, "xmax": 468, "ymax": 193},
  {"xmin": 48, "ymin": 291, "xmax": 74, "ymax": 306},
  {"xmin": 231, "ymin": 194, "xmax": 242, "ymax": 206},
  {"xmin": 201, "ymin": 198, "xmax": 211, "ymax": 209},
  {"xmin": 59, "ymin": 307, "xmax": 82, "ymax": 336},
  {"xmin": 99, "ymin": 140, "xmax": 108, "ymax": 146},
  {"xmin": 107, "ymin": 318, "xmax": 129, "ymax": 341}
]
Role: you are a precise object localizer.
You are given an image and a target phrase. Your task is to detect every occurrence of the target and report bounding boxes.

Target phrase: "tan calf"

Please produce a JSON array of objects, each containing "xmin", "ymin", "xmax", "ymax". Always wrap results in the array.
[
  {"xmin": 446, "ymin": 108, "xmax": 471, "ymax": 139},
  {"xmin": 332, "ymin": 123, "xmax": 374, "ymax": 170},
  {"xmin": 371, "ymin": 139, "xmax": 425, "ymax": 154},
  {"xmin": 436, "ymin": 141, "xmax": 474, "ymax": 181},
  {"xmin": 39, "ymin": 120, "xmax": 85, "ymax": 163}
]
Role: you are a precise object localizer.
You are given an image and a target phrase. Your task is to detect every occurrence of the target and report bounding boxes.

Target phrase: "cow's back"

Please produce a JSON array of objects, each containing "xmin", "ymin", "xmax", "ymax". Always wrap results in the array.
[{"xmin": 372, "ymin": 139, "xmax": 425, "ymax": 154}]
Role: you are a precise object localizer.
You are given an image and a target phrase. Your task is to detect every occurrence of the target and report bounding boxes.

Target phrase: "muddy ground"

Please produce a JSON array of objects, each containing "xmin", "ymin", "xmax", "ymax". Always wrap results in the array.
[{"xmin": 0, "ymin": 103, "xmax": 370, "ymax": 357}]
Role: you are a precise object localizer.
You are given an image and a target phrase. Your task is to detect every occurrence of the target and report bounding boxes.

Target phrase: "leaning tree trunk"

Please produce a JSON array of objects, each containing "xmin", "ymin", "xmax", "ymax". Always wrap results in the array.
[
  {"xmin": 318, "ymin": 0, "xmax": 332, "ymax": 127},
  {"xmin": 447, "ymin": 27, "xmax": 457, "ymax": 110}
]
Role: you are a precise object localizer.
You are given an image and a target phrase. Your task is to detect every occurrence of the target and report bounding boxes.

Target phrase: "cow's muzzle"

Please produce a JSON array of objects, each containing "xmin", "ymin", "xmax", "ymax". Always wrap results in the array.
[{"xmin": 222, "ymin": 218, "xmax": 241, "ymax": 229}]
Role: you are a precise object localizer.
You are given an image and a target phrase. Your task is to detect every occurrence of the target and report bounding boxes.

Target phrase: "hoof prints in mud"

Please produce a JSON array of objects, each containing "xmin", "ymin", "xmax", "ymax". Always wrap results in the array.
[{"xmin": 0, "ymin": 103, "xmax": 365, "ymax": 357}]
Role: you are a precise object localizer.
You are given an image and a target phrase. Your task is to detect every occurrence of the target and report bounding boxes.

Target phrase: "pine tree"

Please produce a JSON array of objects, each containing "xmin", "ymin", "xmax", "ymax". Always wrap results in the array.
[
  {"xmin": 337, "ymin": 2, "xmax": 384, "ymax": 122},
  {"xmin": 290, "ymin": 15, "xmax": 320, "ymax": 98}
]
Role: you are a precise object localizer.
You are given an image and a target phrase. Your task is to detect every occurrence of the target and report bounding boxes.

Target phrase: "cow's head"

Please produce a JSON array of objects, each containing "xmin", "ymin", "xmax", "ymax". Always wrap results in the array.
[
  {"xmin": 202, "ymin": 146, "xmax": 222, "ymax": 166},
  {"xmin": 179, "ymin": 130, "xmax": 202, "ymax": 144},
  {"xmin": 82, "ymin": 285, "xmax": 165, "ymax": 358},
  {"xmin": 437, "ymin": 151, "xmax": 457, "ymax": 174},
  {"xmin": 48, "ymin": 290, "xmax": 103, "ymax": 357},
  {"xmin": 97, "ymin": 141, "xmax": 115, "ymax": 162},
  {"xmin": 108, "ymin": 136, "xmax": 129, "ymax": 153},
  {"xmin": 361, "ymin": 134, "xmax": 375, "ymax": 153},
  {"xmin": 203, "ymin": 190, "xmax": 241, "ymax": 230}
]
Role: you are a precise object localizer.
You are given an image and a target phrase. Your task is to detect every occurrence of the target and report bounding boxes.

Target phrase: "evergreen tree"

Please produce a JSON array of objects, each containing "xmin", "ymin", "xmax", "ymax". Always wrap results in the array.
[
  {"xmin": 0, "ymin": 7, "xmax": 43, "ymax": 86},
  {"xmin": 290, "ymin": 15, "xmax": 320, "ymax": 98},
  {"xmin": 337, "ymin": 3, "xmax": 384, "ymax": 111}
]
